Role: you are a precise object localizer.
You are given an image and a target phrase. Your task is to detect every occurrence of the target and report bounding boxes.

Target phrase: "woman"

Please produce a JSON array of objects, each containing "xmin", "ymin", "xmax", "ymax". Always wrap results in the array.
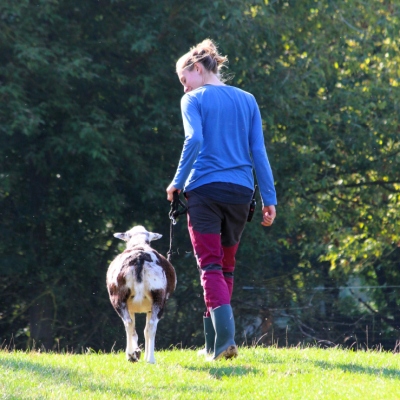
[{"xmin": 166, "ymin": 39, "xmax": 277, "ymax": 360}]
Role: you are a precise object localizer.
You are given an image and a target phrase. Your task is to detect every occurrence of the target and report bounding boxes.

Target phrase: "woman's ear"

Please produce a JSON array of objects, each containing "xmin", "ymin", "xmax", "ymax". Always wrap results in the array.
[{"xmin": 194, "ymin": 62, "xmax": 202, "ymax": 73}]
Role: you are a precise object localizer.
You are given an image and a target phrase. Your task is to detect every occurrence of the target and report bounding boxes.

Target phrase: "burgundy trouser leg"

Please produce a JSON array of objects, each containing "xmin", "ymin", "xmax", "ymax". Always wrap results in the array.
[
  {"xmin": 222, "ymin": 243, "xmax": 239, "ymax": 300},
  {"xmin": 186, "ymin": 191, "xmax": 249, "ymax": 313},
  {"xmin": 201, "ymin": 268, "xmax": 230, "ymax": 310},
  {"xmin": 188, "ymin": 216, "xmax": 230, "ymax": 310}
]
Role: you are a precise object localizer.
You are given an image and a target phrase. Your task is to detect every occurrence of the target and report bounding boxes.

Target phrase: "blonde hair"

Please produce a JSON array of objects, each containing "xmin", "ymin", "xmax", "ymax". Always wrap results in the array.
[{"xmin": 176, "ymin": 39, "xmax": 228, "ymax": 78}]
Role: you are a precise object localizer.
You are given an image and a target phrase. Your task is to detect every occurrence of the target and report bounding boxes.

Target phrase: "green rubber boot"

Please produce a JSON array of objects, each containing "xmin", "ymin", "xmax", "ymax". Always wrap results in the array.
[
  {"xmin": 210, "ymin": 305, "xmax": 238, "ymax": 360},
  {"xmin": 204, "ymin": 316, "xmax": 215, "ymax": 354},
  {"xmin": 197, "ymin": 316, "xmax": 216, "ymax": 356}
]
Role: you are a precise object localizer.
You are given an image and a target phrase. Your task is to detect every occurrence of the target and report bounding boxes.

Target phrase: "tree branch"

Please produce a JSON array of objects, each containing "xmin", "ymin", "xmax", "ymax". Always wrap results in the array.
[
  {"xmin": 350, "ymin": 289, "xmax": 399, "ymax": 331},
  {"xmin": 308, "ymin": 180, "xmax": 400, "ymax": 195}
]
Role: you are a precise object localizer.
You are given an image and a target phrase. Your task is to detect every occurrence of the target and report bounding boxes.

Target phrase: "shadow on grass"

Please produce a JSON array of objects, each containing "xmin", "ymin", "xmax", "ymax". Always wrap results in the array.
[
  {"xmin": 312, "ymin": 360, "xmax": 400, "ymax": 379},
  {"xmin": 1, "ymin": 355, "xmax": 224, "ymax": 398},
  {"xmin": 184, "ymin": 363, "xmax": 260, "ymax": 379},
  {"xmin": 0, "ymin": 357, "xmax": 142, "ymax": 397}
]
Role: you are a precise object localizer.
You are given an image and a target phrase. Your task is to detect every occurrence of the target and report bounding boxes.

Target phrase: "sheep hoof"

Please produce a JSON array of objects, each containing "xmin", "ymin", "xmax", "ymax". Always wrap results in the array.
[{"xmin": 127, "ymin": 349, "xmax": 141, "ymax": 362}]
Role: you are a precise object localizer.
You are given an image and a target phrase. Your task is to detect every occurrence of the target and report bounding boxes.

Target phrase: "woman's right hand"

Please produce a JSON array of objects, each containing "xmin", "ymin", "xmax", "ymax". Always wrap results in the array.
[
  {"xmin": 166, "ymin": 184, "xmax": 180, "ymax": 202},
  {"xmin": 261, "ymin": 205, "xmax": 276, "ymax": 227}
]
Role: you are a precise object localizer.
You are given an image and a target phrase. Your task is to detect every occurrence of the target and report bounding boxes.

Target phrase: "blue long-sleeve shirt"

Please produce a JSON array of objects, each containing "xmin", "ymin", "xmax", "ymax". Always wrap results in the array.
[{"xmin": 171, "ymin": 85, "xmax": 277, "ymax": 206}]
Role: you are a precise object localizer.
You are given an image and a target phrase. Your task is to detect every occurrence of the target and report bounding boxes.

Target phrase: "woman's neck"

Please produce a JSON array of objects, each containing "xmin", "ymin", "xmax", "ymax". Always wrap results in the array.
[{"xmin": 203, "ymin": 72, "xmax": 225, "ymax": 86}]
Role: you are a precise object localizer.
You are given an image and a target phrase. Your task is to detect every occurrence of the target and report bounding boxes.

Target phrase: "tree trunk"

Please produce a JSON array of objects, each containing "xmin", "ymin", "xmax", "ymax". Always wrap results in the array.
[{"xmin": 29, "ymin": 293, "xmax": 54, "ymax": 350}]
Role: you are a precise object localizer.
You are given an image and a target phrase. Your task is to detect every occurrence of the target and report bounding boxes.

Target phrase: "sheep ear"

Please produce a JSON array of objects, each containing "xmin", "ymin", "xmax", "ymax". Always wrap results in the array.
[
  {"xmin": 149, "ymin": 232, "xmax": 162, "ymax": 242},
  {"xmin": 114, "ymin": 232, "xmax": 128, "ymax": 241}
]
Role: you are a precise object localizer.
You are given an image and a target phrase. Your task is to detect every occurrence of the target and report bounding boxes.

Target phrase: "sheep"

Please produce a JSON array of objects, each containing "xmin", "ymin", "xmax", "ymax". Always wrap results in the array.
[{"xmin": 106, "ymin": 225, "xmax": 176, "ymax": 364}]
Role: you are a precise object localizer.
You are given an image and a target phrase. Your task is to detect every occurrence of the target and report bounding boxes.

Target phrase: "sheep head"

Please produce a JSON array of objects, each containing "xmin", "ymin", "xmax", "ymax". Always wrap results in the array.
[{"xmin": 113, "ymin": 225, "xmax": 162, "ymax": 246}]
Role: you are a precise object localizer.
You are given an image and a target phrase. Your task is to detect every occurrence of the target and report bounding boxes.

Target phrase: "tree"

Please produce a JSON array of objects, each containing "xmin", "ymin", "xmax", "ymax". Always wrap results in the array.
[
  {"xmin": 231, "ymin": 0, "xmax": 400, "ymax": 347},
  {"xmin": 1, "ymin": 0, "xmax": 399, "ymax": 351}
]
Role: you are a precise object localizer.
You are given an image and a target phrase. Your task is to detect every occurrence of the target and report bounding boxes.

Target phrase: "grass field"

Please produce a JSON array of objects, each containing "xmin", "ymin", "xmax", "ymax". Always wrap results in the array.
[{"xmin": 1, "ymin": 346, "xmax": 399, "ymax": 399}]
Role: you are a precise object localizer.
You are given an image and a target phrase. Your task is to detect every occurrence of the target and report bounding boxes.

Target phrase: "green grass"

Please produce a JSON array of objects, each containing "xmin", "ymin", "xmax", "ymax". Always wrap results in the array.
[{"xmin": 1, "ymin": 346, "xmax": 399, "ymax": 399}]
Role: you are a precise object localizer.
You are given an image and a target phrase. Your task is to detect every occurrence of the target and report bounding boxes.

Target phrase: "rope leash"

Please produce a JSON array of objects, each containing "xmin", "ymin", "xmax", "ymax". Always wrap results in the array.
[{"xmin": 167, "ymin": 191, "xmax": 187, "ymax": 262}]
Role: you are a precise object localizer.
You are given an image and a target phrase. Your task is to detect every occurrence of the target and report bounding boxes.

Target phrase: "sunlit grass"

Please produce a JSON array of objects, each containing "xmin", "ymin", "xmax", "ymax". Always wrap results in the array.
[{"xmin": 1, "ymin": 346, "xmax": 399, "ymax": 399}]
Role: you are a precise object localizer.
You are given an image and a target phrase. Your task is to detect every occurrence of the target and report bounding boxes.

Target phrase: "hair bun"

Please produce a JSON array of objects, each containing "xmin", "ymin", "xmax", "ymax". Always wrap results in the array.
[{"xmin": 177, "ymin": 38, "xmax": 228, "ymax": 77}]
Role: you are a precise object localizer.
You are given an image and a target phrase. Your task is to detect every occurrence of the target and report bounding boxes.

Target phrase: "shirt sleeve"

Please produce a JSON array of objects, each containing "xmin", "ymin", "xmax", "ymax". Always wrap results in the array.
[
  {"xmin": 171, "ymin": 94, "xmax": 203, "ymax": 189},
  {"xmin": 249, "ymin": 98, "xmax": 277, "ymax": 206}
]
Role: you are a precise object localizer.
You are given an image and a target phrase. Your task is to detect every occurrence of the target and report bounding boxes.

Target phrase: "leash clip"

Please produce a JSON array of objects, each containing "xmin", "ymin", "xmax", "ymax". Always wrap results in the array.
[{"xmin": 170, "ymin": 214, "xmax": 177, "ymax": 225}]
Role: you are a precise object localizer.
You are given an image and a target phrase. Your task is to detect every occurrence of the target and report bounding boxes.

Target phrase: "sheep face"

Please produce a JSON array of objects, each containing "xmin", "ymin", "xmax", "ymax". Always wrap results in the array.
[{"xmin": 114, "ymin": 225, "xmax": 162, "ymax": 246}]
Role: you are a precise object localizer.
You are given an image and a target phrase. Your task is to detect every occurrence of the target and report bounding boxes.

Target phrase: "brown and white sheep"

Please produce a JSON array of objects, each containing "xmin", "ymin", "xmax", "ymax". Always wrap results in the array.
[{"xmin": 106, "ymin": 225, "xmax": 176, "ymax": 363}]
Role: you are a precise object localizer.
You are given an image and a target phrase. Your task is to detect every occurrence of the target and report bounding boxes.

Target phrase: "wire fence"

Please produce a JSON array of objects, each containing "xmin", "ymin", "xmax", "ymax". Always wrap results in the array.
[{"xmin": 232, "ymin": 283, "xmax": 400, "ymax": 351}]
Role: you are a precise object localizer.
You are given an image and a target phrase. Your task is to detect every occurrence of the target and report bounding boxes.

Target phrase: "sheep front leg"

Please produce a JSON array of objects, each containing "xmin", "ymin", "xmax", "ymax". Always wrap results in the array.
[
  {"xmin": 122, "ymin": 310, "xmax": 141, "ymax": 362},
  {"xmin": 144, "ymin": 308, "xmax": 160, "ymax": 364}
]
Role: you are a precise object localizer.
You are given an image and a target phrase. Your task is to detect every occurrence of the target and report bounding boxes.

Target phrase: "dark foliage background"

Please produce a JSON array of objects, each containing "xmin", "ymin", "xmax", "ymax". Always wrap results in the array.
[{"xmin": 1, "ymin": 0, "xmax": 399, "ymax": 352}]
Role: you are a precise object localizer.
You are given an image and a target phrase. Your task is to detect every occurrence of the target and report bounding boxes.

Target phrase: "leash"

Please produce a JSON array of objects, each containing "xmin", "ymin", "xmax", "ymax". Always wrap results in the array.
[{"xmin": 167, "ymin": 191, "xmax": 188, "ymax": 262}]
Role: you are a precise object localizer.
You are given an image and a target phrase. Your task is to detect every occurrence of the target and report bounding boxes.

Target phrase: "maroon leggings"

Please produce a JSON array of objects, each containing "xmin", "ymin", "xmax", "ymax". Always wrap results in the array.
[{"xmin": 186, "ymin": 191, "xmax": 250, "ymax": 313}]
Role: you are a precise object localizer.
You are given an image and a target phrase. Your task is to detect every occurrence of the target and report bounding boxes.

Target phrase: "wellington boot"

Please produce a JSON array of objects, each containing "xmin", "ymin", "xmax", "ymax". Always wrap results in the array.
[
  {"xmin": 210, "ymin": 305, "xmax": 238, "ymax": 360},
  {"xmin": 197, "ymin": 316, "xmax": 215, "ymax": 357}
]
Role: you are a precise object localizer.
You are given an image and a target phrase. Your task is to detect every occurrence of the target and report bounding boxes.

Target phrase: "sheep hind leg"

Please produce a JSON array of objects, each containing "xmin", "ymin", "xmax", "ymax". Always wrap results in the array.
[
  {"xmin": 144, "ymin": 308, "xmax": 160, "ymax": 364},
  {"xmin": 121, "ymin": 306, "xmax": 141, "ymax": 362}
]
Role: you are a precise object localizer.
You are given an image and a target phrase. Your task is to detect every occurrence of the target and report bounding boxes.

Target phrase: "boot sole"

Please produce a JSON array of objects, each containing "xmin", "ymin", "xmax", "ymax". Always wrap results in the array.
[{"xmin": 213, "ymin": 345, "xmax": 238, "ymax": 361}]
